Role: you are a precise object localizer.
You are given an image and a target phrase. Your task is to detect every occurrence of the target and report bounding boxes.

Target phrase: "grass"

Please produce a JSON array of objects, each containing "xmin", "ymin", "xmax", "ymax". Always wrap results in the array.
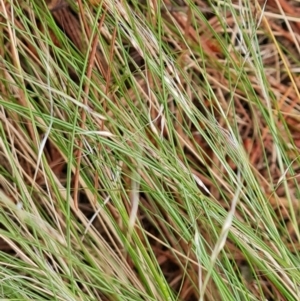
[{"xmin": 0, "ymin": 0, "xmax": 300, "ymax": 300}]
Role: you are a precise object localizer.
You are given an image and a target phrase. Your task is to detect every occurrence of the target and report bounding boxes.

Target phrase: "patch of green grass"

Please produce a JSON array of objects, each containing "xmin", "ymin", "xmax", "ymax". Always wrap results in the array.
[{"xmin": 0, "ymin": 0, "xmax": 300, "ymax": 300}]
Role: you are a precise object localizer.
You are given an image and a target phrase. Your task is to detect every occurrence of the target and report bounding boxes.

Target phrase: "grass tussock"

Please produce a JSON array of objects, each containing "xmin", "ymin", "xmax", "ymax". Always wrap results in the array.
[{"xmin": 0, "ymin": 0, "xmax": 300, "ymax": 300}]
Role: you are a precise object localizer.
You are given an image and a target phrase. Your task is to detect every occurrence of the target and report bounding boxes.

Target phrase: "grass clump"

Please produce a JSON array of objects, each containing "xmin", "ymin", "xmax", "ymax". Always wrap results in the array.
[{"xmin": 0, "ymin": 0, "xmax": 300, "ymax": 300}]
